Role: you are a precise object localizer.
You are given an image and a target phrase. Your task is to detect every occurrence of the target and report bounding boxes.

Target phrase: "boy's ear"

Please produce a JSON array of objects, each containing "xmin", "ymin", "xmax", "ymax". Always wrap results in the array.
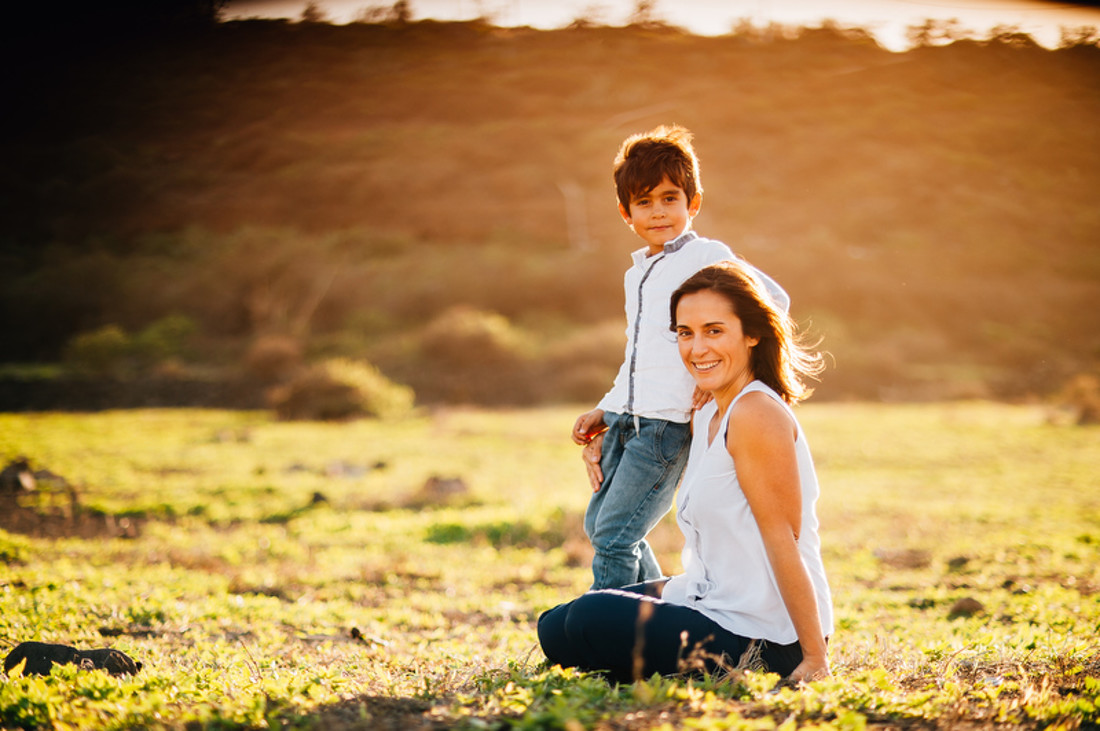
[
  {"xmin": 689, "ymin": 192, "xmax": 702, "ymax": 217},
  {"xmin": 618, "ymin": 202, "xmax": 633, "ymax": 224}
]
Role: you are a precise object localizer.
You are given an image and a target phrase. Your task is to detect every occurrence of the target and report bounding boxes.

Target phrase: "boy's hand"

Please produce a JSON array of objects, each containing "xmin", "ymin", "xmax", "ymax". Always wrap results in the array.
[
  {"xmin": 583, "ymin": 432, "xmax": 605, "ymax": 492},
  {"xmin": 691, "ymin": 386, "xmax": 712, "ymax": 411},
  {"xmin": 572, "ymin": 409, "xmax": 607, "ymax": 446}
]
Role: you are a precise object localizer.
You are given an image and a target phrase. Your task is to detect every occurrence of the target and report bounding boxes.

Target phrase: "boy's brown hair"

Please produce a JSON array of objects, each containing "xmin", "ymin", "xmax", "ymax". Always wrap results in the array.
[{"xmin": 613, "ymin": 124, "xmax": 703, "ymax": 211}]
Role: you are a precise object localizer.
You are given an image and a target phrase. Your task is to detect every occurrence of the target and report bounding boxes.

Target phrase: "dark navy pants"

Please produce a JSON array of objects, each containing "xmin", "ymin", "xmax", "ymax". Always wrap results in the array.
[{"xmin": 537, "ymin": 580, "xmax": 803, "ymax": 684}]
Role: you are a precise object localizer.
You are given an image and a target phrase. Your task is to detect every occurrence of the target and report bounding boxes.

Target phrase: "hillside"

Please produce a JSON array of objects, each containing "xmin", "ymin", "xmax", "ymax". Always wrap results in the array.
[{"xmin": 2, "ymin": 18, "xmax": 1098, "ymax": 404}]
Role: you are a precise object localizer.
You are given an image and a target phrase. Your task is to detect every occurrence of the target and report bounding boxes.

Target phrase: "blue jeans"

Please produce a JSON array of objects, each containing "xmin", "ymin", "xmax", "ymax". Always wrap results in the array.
[
  {"xmin": 537, "ymin": 580, "xmax": 805, "ymax": 684},
  {"xmin": 584, "ymin": 413, "xmax": 691, "ymax": 590}
]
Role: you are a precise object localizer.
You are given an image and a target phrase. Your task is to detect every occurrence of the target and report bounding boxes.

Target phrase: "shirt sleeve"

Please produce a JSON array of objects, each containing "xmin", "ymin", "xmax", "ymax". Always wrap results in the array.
[
  {"xmin": 752, "ymin": 267, "xmax": 791, "ymax": 313},
  {"xmin": 698, "ymin": 238, "xmax": 791, "ymax": 313}
]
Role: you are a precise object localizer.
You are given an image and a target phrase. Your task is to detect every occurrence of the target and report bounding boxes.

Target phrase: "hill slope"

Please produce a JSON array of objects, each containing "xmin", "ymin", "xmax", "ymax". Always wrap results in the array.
[{"xmin": 2, "ymin": 19, "xmax": 1098, "ymax": 402}]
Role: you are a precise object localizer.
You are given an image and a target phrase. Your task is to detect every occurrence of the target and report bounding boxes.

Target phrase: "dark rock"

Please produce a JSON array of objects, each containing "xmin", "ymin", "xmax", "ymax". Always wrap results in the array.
[{"xmin": 3, "ymin": 641, "xmax": 142, "ymax": 677}]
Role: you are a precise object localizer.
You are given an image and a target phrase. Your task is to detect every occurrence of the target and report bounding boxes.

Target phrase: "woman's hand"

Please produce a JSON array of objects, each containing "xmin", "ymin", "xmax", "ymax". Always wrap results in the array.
[{"xmin": 786, "ymin": 655, "xmax": 830, "ymax": 684}]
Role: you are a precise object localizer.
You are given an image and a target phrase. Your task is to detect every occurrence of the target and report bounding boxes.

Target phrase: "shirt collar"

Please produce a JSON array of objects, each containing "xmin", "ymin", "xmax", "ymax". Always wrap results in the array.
[
  {"xmin": 663, "ymin": 229, "xmax": 697, "ymax": 253},
  {"xmin": 633, "ymin": 229, "xmax": 698, "ymax": 265}
]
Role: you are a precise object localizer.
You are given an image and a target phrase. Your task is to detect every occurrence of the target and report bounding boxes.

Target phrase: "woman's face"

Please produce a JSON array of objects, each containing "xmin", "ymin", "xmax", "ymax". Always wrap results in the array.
[{"xmin": 674, "ymin": 289, "xmax": 759, "ymax": 398}]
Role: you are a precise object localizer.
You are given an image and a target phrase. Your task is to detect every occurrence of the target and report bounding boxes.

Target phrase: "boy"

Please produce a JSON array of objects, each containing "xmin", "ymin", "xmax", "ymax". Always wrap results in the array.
[{"xmin": 573, "ymin": 124, "xmax": 789, "ymax": 590}]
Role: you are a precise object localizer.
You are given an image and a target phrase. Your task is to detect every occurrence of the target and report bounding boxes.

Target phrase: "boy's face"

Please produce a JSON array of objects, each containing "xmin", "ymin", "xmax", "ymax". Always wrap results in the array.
[{"xmin": 618, "ymin": 175, "xmax": 702, "ymax": 255}]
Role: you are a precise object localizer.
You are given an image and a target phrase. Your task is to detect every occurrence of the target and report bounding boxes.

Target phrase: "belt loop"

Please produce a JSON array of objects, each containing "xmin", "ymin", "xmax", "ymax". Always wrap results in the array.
[{"xmin": 633, "ymin": 414, "xmax": 641, "ymax": 434}]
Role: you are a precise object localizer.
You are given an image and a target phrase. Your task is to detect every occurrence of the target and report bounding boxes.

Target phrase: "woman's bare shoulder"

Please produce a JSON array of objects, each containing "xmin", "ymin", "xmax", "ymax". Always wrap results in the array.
[{"xmin": 727, "ymin": 390, "xmax": 796, "ymax": 446}]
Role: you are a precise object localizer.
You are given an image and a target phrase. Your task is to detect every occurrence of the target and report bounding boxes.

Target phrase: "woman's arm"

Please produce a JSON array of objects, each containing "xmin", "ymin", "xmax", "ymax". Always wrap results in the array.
[{"xmin": 727, "ymin": 393, "xmax": 830, "ymax": 682}]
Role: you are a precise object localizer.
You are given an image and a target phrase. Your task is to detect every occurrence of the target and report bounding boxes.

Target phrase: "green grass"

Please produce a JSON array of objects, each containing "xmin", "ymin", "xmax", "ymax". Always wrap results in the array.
[{"xmin": 1, "ymin": 402, "xmax": 1097, "ymax": 729}]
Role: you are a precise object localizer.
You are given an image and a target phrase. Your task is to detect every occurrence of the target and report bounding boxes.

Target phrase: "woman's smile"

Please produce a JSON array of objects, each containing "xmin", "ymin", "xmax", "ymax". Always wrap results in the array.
[
  {"xmin": 692, "ymin": 359, "xmax": 721, "ymax": 373},
  {"xmin": 674, "ymin": 289, "xmax": 760, "ymax": 406}
]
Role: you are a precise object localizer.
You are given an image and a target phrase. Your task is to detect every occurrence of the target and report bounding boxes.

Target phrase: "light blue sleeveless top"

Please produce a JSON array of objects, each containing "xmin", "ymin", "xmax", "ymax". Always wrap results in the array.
[{"xmin": 662, "ymin": 380, "xmax": 833, "ymax": 644}]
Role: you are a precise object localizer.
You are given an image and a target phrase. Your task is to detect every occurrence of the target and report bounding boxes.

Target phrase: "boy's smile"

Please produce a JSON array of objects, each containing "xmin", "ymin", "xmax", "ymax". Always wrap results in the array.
[{"xmin": 619, "ymin": 175, "xmax": 702, "ymax": 256}]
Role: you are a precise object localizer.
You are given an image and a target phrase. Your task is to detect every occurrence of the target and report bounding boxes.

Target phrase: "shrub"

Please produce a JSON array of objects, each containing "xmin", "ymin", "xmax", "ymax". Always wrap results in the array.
[
  {"xmin": 1058, "ymin": 25, "xmax": 1099, "ymax": 49},
  {"xmin": 63, "ymin": 325, "xmax": 133, "ymax": 377},
  {"xmin": 0, "ymin": 533, "xmax": 30, "ymax": 564},
  {"xmin": 1056, "ymin": 373, "xmax": 1100, "ymax": 425},
  {"xmin": 269, "ymin": 357, "xmax": 414, "ymax": 420},
  {"xmin": 63, "ymin": 316, "xmax": 200, "ymax": 378},
  {"xmin": 323, "ymin": 357, "xmax": 414, "ymax": 417},
  {"xmin": 299, "ymin": 0, "xmax": 328, "ymax": 23},
  {"xmin": 391, "ymin": 306, "xmax": 539, "ymax": 404},
  {"xmin": 133, "ymin": 315, "xmax": 198, "ymax": 362},
  {"xmin": 244, "ymin": 334, "xmax": 304, "ymax": 383},
  {"xmin": 546, "ymin": 362, "xmax": 617, "ymax": 403},
  {"xmin": 352, "ymin": 1, "xmax": 411, "ymax": 24},
  {"xmin": 540, "ymin": 319, "xmax": 624, "ymax": 402},
  {"xmin": 419, "ymin": 306, "xmax": 531, "ymax": 368}
]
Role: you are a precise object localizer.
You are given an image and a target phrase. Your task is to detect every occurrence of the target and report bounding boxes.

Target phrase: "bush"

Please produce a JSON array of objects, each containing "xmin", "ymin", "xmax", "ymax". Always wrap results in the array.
[
  {"xmin": 63, "ymin": 316, "xmax": 199, "ymax": 378},
  {"xmin": 539, "ymin": 319, "xmax": 625, "ymax": 402},
  {"xmin": 419, "ymin": 306, "xmax": 531, "ymax": 368},
  {"xmin": 370, "ymin": 310, "xmax": 627, "ymax": 405},
  {"xmin": 63, "ymin": 325, "xmax": 133, "ymax": 377},
  {"xmin": 1056, "ymin": 373, "xmax": 1100, "ymax": 425},
  {"xmin": 244, "ymin": 334, "xmax": 304, "ymax": 383},
  {"xmin": 324, "ymin": 358, "xmax": 415, "ymax": 417},
  {"xmin": 386, "ymin": 306, "xmax": 540, "ymax": 404},
  {"xmin": 133, "ymin": 315, "xmax": 198, "ymax": 362},
  {"xmin": 269, "ymin": 357, "xmax": 414, "ymax": 420}
]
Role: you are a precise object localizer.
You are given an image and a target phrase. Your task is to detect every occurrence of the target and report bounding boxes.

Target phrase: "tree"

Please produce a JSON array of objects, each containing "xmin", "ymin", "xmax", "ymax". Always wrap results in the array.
[{"xmin": 300, "ymin": 1, "xmax": 330, "ymax": 24}]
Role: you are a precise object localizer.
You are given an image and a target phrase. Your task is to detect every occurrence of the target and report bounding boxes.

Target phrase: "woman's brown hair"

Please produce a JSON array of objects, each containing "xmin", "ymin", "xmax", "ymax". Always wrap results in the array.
[{"xmin": 670, "ymin": 260, "xmax": 824, "ymax": 404}]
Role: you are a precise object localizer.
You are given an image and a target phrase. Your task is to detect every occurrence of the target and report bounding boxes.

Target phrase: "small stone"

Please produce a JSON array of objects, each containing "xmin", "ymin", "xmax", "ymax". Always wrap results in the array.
[
  {"xmin": 948, "ymin": 597, "xmax": 985, "ymax": 619},
  {"xmin": 946, "ymin": 555, "xmax": 970, "ymax": 571}
]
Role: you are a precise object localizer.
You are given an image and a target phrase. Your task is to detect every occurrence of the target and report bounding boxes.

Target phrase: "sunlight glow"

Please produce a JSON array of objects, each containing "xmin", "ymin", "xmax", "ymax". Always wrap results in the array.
[{"xmin": 223, "ymin": 0, "xmax": 1100, "ymax": 50}]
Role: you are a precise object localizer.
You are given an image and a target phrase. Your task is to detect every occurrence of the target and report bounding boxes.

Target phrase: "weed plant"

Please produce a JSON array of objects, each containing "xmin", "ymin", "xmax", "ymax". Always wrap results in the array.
[{"xmin": 0, "ymin": 402, "xmax": 1097, "ymax": 728}]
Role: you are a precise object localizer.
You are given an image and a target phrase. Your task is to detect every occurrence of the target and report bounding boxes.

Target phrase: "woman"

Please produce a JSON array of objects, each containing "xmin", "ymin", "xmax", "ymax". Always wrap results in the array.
[{"xmin": 538, "ymin": 260, "xmax": 832, "ymax": 683}]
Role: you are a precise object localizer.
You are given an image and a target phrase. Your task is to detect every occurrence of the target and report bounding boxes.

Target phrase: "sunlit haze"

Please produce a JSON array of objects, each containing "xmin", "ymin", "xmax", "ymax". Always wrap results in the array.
[{"xmin": 224, "ymin": 0, "xmax": 1100, "ymax": 50}]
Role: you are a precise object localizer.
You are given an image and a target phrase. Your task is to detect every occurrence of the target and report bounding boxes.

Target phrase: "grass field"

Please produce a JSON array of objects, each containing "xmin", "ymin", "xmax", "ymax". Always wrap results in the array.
[{"xmin": 0, "ymin": 402, "xmax": 1098, "ymax": 729}]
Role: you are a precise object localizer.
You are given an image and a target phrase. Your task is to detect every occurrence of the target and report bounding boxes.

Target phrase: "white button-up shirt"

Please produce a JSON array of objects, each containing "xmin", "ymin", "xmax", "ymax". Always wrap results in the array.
[{"xmin": 597, "ymin": 230, "xmax": 790, "ymax": 423}]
